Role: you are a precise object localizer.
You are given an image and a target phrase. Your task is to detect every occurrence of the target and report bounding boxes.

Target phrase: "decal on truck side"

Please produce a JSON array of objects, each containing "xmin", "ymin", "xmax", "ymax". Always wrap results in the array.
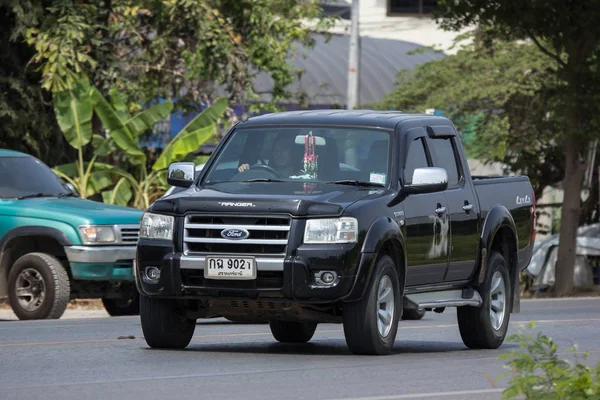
[{"xmin": 516, "ymin": 195, "xmax": 532, "ymax": 206}]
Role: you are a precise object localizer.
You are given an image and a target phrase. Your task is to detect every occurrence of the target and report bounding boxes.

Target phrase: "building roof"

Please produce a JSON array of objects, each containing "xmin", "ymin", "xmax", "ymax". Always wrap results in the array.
[
  {"xmin": 241, "ymin": 109, "xmax": 449, "ymax": 129},
  {"xmin": 251, "ymin": 33, "xmax": 445, "ymax": 106}
]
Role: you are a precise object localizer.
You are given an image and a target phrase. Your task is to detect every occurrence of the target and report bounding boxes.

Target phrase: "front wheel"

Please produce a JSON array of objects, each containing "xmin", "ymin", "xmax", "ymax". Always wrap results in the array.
[
  {"xmin": 457, "ymin": 251, "xmax": 512, "ymax": 349},
  {"xmin": 8, "ymin": 253, "xmax": 70, "ymax": 320},
  {"xmin": 343, "ymin": 255, "xmax": 401, "ymax": 355},
  {"xmin": 140, "ymin": 295, "xmax": 196, "ymax": 349}
]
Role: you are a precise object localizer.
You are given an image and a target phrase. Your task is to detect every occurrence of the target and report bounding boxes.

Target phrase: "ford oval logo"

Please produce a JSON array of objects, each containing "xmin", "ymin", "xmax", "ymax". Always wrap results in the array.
[{"xmin": 221, "ymin": 228, "xmax": 250, "ymax": 240}]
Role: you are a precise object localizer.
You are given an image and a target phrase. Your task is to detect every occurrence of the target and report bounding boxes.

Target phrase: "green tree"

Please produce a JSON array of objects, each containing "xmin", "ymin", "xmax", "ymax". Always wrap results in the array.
[
  {"xmin": 0, "ymin": 0, "xmax": 73, "ymax": 166},
  {"xmin": 432, "ymin": 1, "xmax": 600, "ymax": 296},
  {"xmin": 376, "ymin": 37, "xmax": 564, "ymax": 200},
  {"xmin": 23, "ymin": 0, "xmax": 335, "ymax": 109}
]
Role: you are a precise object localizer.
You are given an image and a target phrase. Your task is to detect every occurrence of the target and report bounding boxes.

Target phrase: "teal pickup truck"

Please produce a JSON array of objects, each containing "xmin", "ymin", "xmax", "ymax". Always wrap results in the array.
[{"xmin": 0, "ymin": 149, "xmax": 143, "ymax": 320}]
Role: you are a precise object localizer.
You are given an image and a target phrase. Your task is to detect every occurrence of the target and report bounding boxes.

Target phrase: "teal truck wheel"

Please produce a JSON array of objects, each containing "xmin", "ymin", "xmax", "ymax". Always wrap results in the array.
[{"xmin": 0, "ymin": 150, "xmax": 143, "ymax": 320}]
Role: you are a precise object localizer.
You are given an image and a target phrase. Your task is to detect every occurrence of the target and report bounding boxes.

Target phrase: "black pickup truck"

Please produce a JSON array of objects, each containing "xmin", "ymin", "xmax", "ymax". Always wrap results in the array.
[{"xmin": 135, "ymin": 110, "xmax": 535, "ymax": 355}]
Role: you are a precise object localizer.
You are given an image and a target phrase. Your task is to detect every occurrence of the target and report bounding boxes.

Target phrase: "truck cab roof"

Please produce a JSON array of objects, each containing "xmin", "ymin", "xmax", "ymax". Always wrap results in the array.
[{"xmin": 240, "ymin": 110, "xmax": 452, "ymax": 130}]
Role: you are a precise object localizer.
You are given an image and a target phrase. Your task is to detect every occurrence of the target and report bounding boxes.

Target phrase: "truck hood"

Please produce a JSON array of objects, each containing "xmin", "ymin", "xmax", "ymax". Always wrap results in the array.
[
  {"xmin": 150, "ymin": 181, "xmax": 386, "ymax": 217},
  {"xmin": 1, "ymin": 197, "xmax": 143, "ymax": 226}
]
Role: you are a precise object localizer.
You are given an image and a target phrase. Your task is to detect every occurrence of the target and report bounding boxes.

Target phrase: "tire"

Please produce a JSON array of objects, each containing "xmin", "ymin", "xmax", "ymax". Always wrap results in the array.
[
  {"xmin": 343, "ymin": 255, "xmax": 401, "ymax": 355},
  {"xmin": 402, "ymin": 308, "xmax": 426, "ymax": 320},
  {"xmin": 140, "ymin": 295, "xmax": 196, "ymax": 349},
  {"xmin": 102, "ymin": 292, "xmax": 140, "ymax": 316},
  {"xmin": 269, "ymin": 321, "xmax": 317, "ymax": 343},
  {"xmin": 457, "ymin": 251, "xmax": 512, "ymax": 349},
  {"xmin": 8, "ymin": 253, "xmax": 70, "ymax": 320}
]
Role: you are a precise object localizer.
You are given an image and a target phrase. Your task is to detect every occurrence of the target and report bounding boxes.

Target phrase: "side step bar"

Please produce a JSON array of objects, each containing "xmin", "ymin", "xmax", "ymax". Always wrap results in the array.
[{"xmin": 405, "ymin": 289, "xmax": 483, "ymax": 309}]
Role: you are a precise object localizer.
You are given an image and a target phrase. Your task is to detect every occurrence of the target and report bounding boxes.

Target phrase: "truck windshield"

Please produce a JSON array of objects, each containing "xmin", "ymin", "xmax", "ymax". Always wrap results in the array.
[
  {"xmin": 202, "ymin": 126, "xmax": 392, "ymax": 185},
  {"xmin": 0, "ymin": 156, "xmax": 71, "ymax": 199}
]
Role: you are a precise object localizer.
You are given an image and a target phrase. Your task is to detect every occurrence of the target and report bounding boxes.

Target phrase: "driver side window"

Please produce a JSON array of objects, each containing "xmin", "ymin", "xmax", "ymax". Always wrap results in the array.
[{"xmin": 404, "ymin": 138, "xmax": 429, "ymax": 184}]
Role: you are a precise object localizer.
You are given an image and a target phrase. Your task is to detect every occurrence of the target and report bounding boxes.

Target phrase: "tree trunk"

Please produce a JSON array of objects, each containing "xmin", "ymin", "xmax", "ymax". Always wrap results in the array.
[{"xmin": 554, "ymin": 137, "xmax": 587, "ymax": 296}]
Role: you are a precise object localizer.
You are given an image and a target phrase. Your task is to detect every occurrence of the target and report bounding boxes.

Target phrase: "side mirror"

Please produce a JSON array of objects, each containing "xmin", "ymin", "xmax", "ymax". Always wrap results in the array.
[
  {"xmin": 403, "ymin": 167, "xmax": 448, "ymax": 194},
  {"xmin": 167, "ymin": 162, "xmax": 196, "ymax": 188}
]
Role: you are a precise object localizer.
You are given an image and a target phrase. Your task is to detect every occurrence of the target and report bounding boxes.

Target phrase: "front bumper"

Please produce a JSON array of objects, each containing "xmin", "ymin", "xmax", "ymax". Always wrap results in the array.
[
  {"xmin": 135, "ymin": 239, "xmax": 374, "ymax": 303},
  {"xmin": 65, "ymin": 245, "xmax": 137, "ymax": 263},
  {"xmin": 65, "ymin": 246, "xmax": 137, "ymax": 281}
]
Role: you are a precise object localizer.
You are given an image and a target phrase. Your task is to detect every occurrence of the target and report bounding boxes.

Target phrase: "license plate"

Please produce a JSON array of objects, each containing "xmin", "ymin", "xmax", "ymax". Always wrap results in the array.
[{"xmin": 204, "ymin": 256, "xmax": 256, "ymax": 280}]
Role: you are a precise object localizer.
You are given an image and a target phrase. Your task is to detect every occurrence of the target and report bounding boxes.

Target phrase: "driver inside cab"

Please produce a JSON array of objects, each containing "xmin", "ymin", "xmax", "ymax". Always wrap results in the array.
[{"xmin": 237, "ymin": 133, "xmax": 298, "ymax": 177}]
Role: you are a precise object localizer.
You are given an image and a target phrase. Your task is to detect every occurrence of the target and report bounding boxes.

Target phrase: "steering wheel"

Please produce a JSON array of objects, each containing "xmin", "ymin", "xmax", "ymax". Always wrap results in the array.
[
  {"xmin": 249, "ymin": 164, "xmax": 281, "ymax": 178},
  {"xmin": 231, "ymin": 163, "xmax": 281, "ymax": 181}
]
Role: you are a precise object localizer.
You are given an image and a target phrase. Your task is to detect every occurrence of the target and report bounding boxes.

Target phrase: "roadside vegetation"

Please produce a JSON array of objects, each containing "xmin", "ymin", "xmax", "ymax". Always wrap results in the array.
[{"xmin": 495, "ymin": 322, "xmax": 600, "ymax": 399}]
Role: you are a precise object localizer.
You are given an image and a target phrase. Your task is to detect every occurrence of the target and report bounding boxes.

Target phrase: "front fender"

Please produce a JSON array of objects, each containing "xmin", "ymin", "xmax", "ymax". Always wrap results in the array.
[
  {"xmin": 345, "ymin": 217, "xmax": 406, "ymax": 302},
  {"xmin": 0, "ymin": 223, "xmax": 78, "ymax": 252},
  {"xmin": 0, "ymin": 223, "xmax": 79, "ymax": 275}
]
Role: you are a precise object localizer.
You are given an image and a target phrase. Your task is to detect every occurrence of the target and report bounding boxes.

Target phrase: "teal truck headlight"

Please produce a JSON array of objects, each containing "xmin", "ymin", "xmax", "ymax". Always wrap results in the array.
[
  {"xmin": 140, "ymin": 212, "xmax": 174, "ymax": 241},
  {"xmin": 303, "ymin": 217, "xmax": 358, "ymax": 244},
  {"xmin": 78, "ymin": 225, "xmax": 117, "ymax": 244}
]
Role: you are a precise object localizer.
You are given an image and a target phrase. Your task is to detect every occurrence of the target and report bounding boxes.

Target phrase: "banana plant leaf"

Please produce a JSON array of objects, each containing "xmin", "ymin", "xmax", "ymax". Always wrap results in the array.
[
  {"xmin": 108, "ymin": 88, "xmax": 131, "ymax": 122},
  {"xmin": 151, "ymin": 98, "xmax": 227, "ymax": 171},
  {"xmin": 178, "ymin": 97, "xmax": 228, "ymax": 134},
  {"xmin": 53, "ymin": 80, "xmax": 93, "ymax": 150},
  {"xmin": 92, "ymin": 134, "xmax": 116, "ymax": 157},
  {"xmin": 126, "ymin": 101, "xmax": 173, "ymax": 136},
  {"xmin": 152, "ymin": 125, "xmax": 215, "ymax": 171},
  {"xmin": 102, "ymin": 177, "xmax": 133, "ymax": 206},
  {"xmin": 86, "ymin": 171, "xmax": 115, "ymax": 197},
  {"xmin": 91, "ymin": 87, "xmax": 146, "ymax": 165}
]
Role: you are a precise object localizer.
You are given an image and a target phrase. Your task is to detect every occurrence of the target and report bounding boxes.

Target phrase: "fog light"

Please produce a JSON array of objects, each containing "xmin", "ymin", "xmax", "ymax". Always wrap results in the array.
[
  {"xmin": 313, "ymin": 271, "xmax": 338, "ymax": 287},
  {"xmin": 322, "ymin": 272, "xmax": 335, "ymax": 284},
  {"xmin": 144, "ymin": 267, "xmax": 161, "ymax": 283}
]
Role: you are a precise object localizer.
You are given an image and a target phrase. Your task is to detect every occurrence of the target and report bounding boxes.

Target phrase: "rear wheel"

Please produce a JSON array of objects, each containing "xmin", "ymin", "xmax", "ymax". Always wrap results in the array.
[
  {"xmin": 269, "ymin": 321, "xmax": 317, "ymax": 343},
  {"xmin": 140, "ymin": 295, "xmax": 196, "ymax": 349},
  {"xmin": 343, "ymin": 255, "xmax": 401, "ymax": 355},
  {"xmin": 8, "ymin": 253, "xmax": 70, "ymax": 320},
  {"xmin": 457, "ymin": 251, "xmax": 511, "ymax": 349}
]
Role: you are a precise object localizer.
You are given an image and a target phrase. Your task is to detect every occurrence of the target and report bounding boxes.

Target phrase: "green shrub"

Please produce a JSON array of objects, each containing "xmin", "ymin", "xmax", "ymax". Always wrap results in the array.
[{"xmin": 498, "ymin": 322, "xmax": 600, "ymax": 399}]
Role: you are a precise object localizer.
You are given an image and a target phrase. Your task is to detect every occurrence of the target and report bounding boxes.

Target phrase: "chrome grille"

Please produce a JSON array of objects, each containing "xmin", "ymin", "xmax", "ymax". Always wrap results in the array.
[
  {"xmin": 183, "ymin": 215, "xmax": 291, "ymax": 255},
  {"xmin": 118, "ymin": 225, "xmax": 140, "ymax": 244}
]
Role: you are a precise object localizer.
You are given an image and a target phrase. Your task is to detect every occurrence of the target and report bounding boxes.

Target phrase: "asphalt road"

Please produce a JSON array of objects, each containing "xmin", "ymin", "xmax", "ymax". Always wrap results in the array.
[{"xmin": 0, "ymin": 297, "xmax": 599, "ymax": 400}]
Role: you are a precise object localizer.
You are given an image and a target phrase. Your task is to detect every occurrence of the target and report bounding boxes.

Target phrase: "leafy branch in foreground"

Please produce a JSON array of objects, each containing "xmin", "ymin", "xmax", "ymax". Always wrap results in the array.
[{"xmin": 497, "ymin": 322, "xmax": 600, "ymax": 399}]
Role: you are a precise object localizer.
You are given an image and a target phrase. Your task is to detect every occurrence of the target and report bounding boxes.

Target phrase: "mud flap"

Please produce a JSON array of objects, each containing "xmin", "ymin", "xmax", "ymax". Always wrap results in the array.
[{"xmin": 512, "ymin": 268, "xmax": 520, "ymax": 313}]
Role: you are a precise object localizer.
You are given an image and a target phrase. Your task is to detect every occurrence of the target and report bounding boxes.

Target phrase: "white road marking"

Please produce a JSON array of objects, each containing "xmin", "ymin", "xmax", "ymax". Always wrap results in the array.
[{"xmin": 326, "ymin": 388, "xmax": 505, "ymax": 400}]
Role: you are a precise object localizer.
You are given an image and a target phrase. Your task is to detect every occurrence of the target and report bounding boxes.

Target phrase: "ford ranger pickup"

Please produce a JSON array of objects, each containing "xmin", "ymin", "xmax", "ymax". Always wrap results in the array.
[{"xmin": 135, "ymin": 110, "xmax": 535, "ymax": 355}]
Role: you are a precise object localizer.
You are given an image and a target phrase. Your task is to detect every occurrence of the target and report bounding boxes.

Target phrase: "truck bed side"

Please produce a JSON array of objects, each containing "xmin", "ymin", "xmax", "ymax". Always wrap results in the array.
[{"xmin": 472, "ymin": 175, "xmax": 535, "ymax": 270}]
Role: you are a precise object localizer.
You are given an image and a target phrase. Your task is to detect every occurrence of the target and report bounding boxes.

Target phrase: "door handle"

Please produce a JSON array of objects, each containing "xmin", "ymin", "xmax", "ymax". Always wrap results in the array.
[
  {"xmin": 435, "ymin": 206, "xmax": 446, "ymax": 215},
  {"xmin": 463, "ymin": 204, "xmax": 473, "ymax": 212}
]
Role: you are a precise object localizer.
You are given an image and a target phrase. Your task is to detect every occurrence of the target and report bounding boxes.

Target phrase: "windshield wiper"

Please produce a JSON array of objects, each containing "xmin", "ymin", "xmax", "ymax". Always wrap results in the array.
[
  {"xmin": 58, "ymin": 192, "xmax": 78, "ymax": 198},
  {"xmin": 16, "ymin": 193, "xmax": 56, "ymax": 200},
  {"xmin": 241, "ymin": 178, "xmax": 284, "ymax": 183},
  {"xmin": 326, "ymin": 180, "xmax": 385, "ymax": 188}
]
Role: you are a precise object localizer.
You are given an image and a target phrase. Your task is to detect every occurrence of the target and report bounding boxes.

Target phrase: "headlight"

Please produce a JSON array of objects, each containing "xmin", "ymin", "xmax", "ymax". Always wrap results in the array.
[
  {"xmin": 79, "ymin": 225, "xmax": 116, "ymax": 244},
  {"xmin": 304, "ymin": 217, "xmax": 358, "ymax": 244},
  {"xmin": 140, "ymin": 212, "xmax": 174, "ymax": 241}
]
